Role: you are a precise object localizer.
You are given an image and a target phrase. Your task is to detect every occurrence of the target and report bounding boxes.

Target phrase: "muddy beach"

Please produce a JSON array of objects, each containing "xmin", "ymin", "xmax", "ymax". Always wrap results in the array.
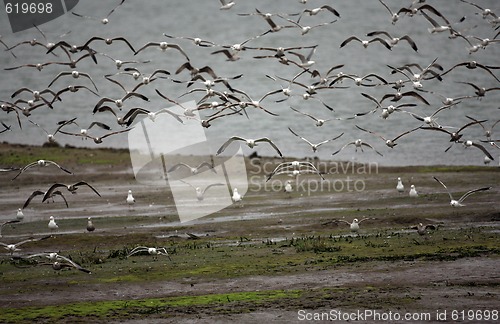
[{"xmin": 0, "ymin": 143, "xmax": 499, "ymax": 323}]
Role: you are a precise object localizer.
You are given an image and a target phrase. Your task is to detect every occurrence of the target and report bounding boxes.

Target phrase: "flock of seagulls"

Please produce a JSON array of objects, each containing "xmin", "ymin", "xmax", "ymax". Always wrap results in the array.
[{"xmin": 0, "ymin": 0, "xmax": 498, "ymax": 274}]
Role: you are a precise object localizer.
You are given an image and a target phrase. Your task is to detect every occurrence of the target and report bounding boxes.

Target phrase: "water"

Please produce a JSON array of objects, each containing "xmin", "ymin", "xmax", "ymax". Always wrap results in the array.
[{"xmin": 0, "ymin": 0, "xmax": 499, "ymax": 166}]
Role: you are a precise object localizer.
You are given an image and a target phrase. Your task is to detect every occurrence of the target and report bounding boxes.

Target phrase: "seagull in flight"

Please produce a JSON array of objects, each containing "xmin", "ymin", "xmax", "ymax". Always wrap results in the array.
[
  {"xmin": 433, "ymin": 176, "xmax": 491, "ymax": 207},
  {"xmin": 1, "ymin": 236, "xmax": 51, "ymax": 255},
  {"xmin": 288, "ymin": 127, "xmax": 343, "ymax": 152},
  {"xmin": 12, "ymin": 159, "xmax": 73, "ymax": 181},
  {"xmin": 216, "ymin": 136, "xmax": 283, "ymax": 158}
]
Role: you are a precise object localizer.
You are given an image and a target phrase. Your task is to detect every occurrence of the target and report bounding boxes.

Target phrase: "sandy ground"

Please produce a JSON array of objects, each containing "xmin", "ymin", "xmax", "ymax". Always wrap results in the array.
[{"xmin": 0, "ymin": 143, "xmax": 499, "ymax": 323}]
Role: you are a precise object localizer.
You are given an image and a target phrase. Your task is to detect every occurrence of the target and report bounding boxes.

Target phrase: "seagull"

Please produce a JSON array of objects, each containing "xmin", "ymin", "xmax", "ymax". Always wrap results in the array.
[
  {"xmin": 51, "ymin": 85, "xmax": 99, "ymax": 103},
  {"xmin": 465, "ymin": 116, "xmax": 499, "ymax": 140},
  {"xmin": 297, "ymin": 5, "xmax": 340, "ymax": 23},
  {"xmin": 167, "ymin": 162, "xmax": 216, "ymax": 175},
  {"xmin": 366, "ymin": 31, "xmax": 418, "ymax": 52},
  {"xmin": 16, "ymin": 208, "xmax": 24, "ymax": 220},
  {"xmin": 126, "ymin": 190, "xmax": 135, "ymax": 209},
  {"xmin": 456, "ymin": 140, "xmax": 494, "ymax": 161},
  {"xmin": 280, "ymin": 16, "xmax": 336, "ymax": 35},
  {"xmin": 420, "ymin": 10, "xmax": 454, "ymax": 34},
  {"xmin": 0, "ymin": 220, "xmax": 20, "ymax": 238},
  {"xmin": 284, "ymin": 180, "xmax": 293, "ymax": 194},
  {"xmin": 266, "ymin": 161, "xmax": 324, "ymax": 181},
  {"xmin": 332, "ymin": 139, "xmax": 383, "ymax": 156},
  {"xmin": 163, "ymin": 34, "xmax": 216, "ymax": 47},
  {"xmin": 440, "ymin": 61, "xmax": 500, "ymax": 83},
  {"xmin": 288, "ymin": 127, "xmax": 344, "ymax": 152},
  {"xmin": 127, "ymin": 246, "xmax": 171, "ymax": 260},
  {"xmin": 409, "ymin": 185, "xmax": 418, "ymax": 198},
  {"xmin": 86, "ymin": 217, "xmax": 95, "ymax": 232},
  {"xmin": 12, "ymin": 159, "xmax": 73, "ymax": 181},
  {"xmin": 93, "ymin": 92, "xmax": 149, "ymax": 111},
  {"xmin": 20, "ymin": 252, "xmax": 91, "ymax": 273},
  {"xmin": 72, "ymin": 0, "xmax": 125, "ymax": 24},
  {"xmin": 79, "ymin": 36, "xmax": 136, "ymax": 53},
  {"xmin": 47, "ymin": 70, "xmax": 98, "ymax": 92},
  {"xmin": 411, "ymin": 223, "xmax": 437, "ymax": 236},
  {"xmin": 420, "ymin": 118, "xmax": 487, "ymax": 143},
  {"xmin": 406, "ymin": 103, "xmax": 458, "ymax": 128},
  {"xmin": 396, "ymin": 177, "xmax": 405, "ymax": 193},
  {"xmin": 232, "ymin": 188, "xmax": 242, "ymax": 203},
  {"xmin": 288, "ymin": 46, "xmax": 317, "ymax": 68},
  {"xmin": 381, "ymin": 90, "xmax": 430, "ymax": 105},
  {"xmin": 219, "ymin": 0, "xmax": 236, "ymax": 10},
  {"xmin": 323, "ymin": 218, "xmax": 376, "ymax": 233},
  {"xmin": 329, "ymin": 73, "xmax": 388, "ymax": 87},
  {"xmin": 458, "ymin": 82, "xmax": 500, "ymax": 98},
  {"xmin": 355, "ymin": 125, "xmax": 420, "ymax": 148},
  {"xmin": 125, "ymin": 107, "xmax": 184, "ymax": 126},
  {"xmin": 46, "ymin": 259, "xmax": 92, "ymax": 274},
  {"xmin": 179, "ymin": 180, "xmax": 224, "ymax": 201},
  {"xmin": 23, "ymin": 190, "xmax": 69, "ymax": 209},
  {"xmin": 0, "ymin": 236, "xmax": 50, "ymax": 255},
  {"xmin": 340, "ymin": 36, "xmax": 392, "ymax": 50},
  {"xmin": 211, "ymin": 49, "xmax": 241, "ymax": 61},
  {"xmin": 378, "ymin": 0, "xmax": 401, "ymax": 24},
  {"xmin": 48, "ymin": 216, "xmax": 58, "ymax": 231},
  {"xmin": 290, "ymin": 107, "xmax": 333, "ymax": 127},
  {"xmin": 59, "ymin": 128, "xmax": 132, "ymax": 144},
  {"xmin": 134, "ymin": 42, "xmax": 190, "ymax": 61},
  {"xmin": 216, "ymin": 136, "xmax": 283, "ymax": 158},
  {"xmin": 433, "ymin": 176, "xmax": 491, "ymax": 207},
  {"xmin": 460, "ymin": 0, "xmax": 497, "ymax": 19},
  {"xmin": 41, "ymin": 181, "xmax": 101, "ymax": 203},
  {"xmin": 27, "ymin": 118, "xmax": 76, "ymax": 144}
]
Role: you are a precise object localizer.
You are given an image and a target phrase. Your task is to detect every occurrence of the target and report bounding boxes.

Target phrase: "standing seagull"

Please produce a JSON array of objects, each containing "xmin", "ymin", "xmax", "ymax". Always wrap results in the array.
[
  {"xmin": 396, "ymin": 177, "xmax": 405, "ymax": 193},
  {"xmin": 126, "ymin": 190, "xmax": 135, "ymax": 209},
  {"xmin": 48, "ymin": 216, "xmax": 58, "ymax": 231},
  {"xmin": 232, "ymin": 188, "xmax": 242, "ymax": 203},
  {"xmin": 16, "ymin": 208, "xmax": 24, "ymax": 220},
  {"xmin": 433, "ymin": 177, "xmax": 491, "ymax": 207},
  {"xmin": 86, "ymin": 217, "xmax": 95, "ymax": 232},
  {"xmin": 409, "ymin": 185, "xmax": 418, "ymax": 198}
]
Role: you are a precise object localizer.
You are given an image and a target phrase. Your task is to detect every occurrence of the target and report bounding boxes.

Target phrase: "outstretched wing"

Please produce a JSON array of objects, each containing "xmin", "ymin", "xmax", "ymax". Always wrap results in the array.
[{"xmin": 433, "ymin": 176, "xmax": 454, "ymax": 201}]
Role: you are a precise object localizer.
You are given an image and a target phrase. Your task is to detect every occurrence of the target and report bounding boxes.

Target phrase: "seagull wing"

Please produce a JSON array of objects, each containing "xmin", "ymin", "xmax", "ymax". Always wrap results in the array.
[
  {"xmin": 340, "ymin": 36, "xmax": 361, "ymax": 48},
  {"xmin": 433, "ymin": 176, "xmax": 454, "ymax": 201},
  {"xmin": 202, "ymin": 183, "xmax": 225, "ymax": 194},
  {"xmin": 73, "ymin": 181, "xmax": 101, "ymax": 197},
  {"xmin": 361, "ymin": 142, "xmax": 383, "ymax": 156},
  {"xmin": 23, "ymin": 190, "xmax": 45, "ymax": 209},
  {"xmin": 42, "ymin": 183, "xmax": 67, "ymax": 202},
  {"xmin": 45, "ymin": 160, "xmax": 73, "ymax": 175},
  {"xmin": 458, "ymin": 187, "xmax": 491, "ymax": 203},
  {"xmin": 470, "ymin": 142, "xmax": 494, "ymax": 160},
  {"xmin": 255, "ymin": 138, "xmax": 283, "ymax": 157},
  {"xmin": 216, "ymin": 136, "xmax": 246, "ymax": 155}
]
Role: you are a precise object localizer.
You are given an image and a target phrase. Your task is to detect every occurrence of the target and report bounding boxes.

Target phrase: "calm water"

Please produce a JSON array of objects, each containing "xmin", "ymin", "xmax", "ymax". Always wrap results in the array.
[{"xmin": 0, "ymin": 0, "xmax": 499, "ymax": 166}]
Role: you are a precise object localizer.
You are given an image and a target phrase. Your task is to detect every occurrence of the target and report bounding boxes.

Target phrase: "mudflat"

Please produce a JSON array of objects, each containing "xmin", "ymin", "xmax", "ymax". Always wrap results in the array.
[{"xmin": 0, "ymin": 143, "xmax": 498, "ymax": 323}]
